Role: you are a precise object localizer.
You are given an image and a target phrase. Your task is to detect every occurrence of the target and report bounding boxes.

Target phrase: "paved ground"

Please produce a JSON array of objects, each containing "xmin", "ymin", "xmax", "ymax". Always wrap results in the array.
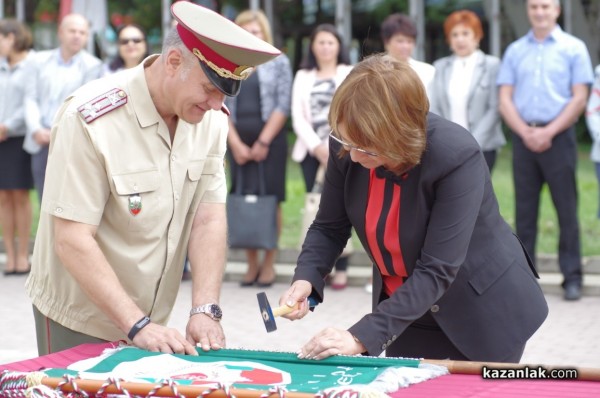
[{"xmin": 1, "ymin": 261, "xmax": 599, "ymax": 369}]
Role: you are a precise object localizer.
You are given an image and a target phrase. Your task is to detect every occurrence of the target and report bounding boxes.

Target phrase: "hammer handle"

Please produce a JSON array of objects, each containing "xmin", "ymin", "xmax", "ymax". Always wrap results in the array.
[{"xmin": 272, "ymin": 303, "xmax": 298, "ymax": 317}]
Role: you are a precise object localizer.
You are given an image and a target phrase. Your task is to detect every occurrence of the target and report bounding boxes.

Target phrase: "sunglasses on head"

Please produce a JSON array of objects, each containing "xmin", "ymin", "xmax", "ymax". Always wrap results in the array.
[{"xmin": 119, "ymin": 38, "xmax": 144, "ymax": 45}]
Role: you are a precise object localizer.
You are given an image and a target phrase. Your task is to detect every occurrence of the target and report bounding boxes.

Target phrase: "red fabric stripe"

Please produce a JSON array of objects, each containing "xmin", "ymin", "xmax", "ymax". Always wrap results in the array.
[
  {"xmin": 382, "ymin": 184, "xmax": 407, "ymax": 295},
  {"xmin": 365, "ymin": 170, "xmax": 407, "ymax": 296},
  {"xmin": 176, "ymin": 24, "xmax": 237, "ymax": 73},
  {"xmin": 0, "ymin": 342, "xmax": 119, "ymax": 372}
]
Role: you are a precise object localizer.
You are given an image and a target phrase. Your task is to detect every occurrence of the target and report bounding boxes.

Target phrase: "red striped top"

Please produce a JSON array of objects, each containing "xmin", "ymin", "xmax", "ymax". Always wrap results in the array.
[{"xmin": 365, "ymin": 168, "xmax": 408, "ymax": 296}]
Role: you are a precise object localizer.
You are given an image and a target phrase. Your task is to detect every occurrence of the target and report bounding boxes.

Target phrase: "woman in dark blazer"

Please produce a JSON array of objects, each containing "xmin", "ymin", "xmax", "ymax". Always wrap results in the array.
[{"xmin": 280, "ymin": 54, "xmax": 548, "ymax": 363}]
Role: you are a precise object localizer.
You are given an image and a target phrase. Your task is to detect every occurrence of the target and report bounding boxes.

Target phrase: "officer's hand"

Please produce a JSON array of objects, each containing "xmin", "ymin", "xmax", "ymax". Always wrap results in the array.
[
  {"xmin": 186, "ymin": 313, "xmax": 225, "ymax": 352},
  {"xmin": 132, "ymin": 323, "xmax": 198, "ymax": 355},
  {"xmin": 279, "ymin": 280, "xmax": 313, "ymax": 320},
  {"xmin": 297, "ymin": 328, "xmax": 366, "ymax": 360}
]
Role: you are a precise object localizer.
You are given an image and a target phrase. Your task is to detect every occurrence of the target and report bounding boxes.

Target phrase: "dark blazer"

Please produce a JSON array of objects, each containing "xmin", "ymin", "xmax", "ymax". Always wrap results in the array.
[{"xmin": 293, "ymin": 113, "xmax": 548, "ymax": 362}]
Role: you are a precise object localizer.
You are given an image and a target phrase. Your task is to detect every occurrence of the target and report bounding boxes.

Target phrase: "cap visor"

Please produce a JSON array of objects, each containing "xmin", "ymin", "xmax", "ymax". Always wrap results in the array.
[{"xmin": 199, "ymin": 60, "xmax": 241, "ymax": 97}]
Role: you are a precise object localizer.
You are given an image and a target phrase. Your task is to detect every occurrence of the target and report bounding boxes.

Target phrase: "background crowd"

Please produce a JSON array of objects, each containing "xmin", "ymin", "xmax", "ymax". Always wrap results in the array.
[{"xmin": 1, "ymin": 0, "xmax": 599, "ymax": 306}]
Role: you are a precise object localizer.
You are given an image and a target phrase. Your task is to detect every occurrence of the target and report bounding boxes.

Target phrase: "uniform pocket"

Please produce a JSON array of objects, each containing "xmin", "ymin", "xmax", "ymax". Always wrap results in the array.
[{"xmin": 112, "ymin": 169, "xmax": 161, "ymax": 231}]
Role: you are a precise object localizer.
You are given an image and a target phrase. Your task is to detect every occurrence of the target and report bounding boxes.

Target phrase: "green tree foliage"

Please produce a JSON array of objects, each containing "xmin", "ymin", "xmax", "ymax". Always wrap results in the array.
[{"xmin": 107, "ymin": 0, "xmax": 161, "ymax": 33}]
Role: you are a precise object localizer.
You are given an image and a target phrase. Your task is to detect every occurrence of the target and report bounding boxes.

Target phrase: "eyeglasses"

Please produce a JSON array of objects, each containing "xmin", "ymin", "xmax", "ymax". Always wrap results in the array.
[
  {"xmin": 119, "ymin": 38, "xmax": 144, "ymax": 45},
  {"xmin": 329, "ymin": 131, "xmax": 379, "ymax": 157}
]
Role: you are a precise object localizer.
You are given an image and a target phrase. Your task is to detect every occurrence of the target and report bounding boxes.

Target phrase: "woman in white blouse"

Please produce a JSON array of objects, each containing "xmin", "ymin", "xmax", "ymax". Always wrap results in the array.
[
  {"xmin": 0, "ymin": 19, "xmax": 34, "ymax": 275},
  {"xmin": 291, "ymin": 24, "xmax": 353, "ymax": 289},
  {"xmin": 429, "ymin": 10, "xmax": 505, "ymax": 171}
]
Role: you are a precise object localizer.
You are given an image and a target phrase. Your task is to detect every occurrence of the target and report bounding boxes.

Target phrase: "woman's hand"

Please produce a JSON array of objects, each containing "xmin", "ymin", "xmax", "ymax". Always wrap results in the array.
[
  {"xmin": 250, "ymin": 140, "xmax": 269, "ymax": 162},
  {"xmin": 230, "ymin": 141, "xmax": 253, "ymax": 165},
  {"xmin": 313, "ymin": 143, "xmax": 329, "ymax": 166},
  {"xmin": 297, "ymin": 328, "xmax": 366, "ymax": 360},
  {"xmin": 279, "ymin": 280, "xmax": 313, "ymax": 320}
]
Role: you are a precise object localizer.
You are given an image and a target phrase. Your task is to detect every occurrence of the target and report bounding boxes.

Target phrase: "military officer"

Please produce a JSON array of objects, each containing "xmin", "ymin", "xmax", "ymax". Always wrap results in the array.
[{"xmin": 25, "ymin": 2, "xmax": 280, "ymax": 356}]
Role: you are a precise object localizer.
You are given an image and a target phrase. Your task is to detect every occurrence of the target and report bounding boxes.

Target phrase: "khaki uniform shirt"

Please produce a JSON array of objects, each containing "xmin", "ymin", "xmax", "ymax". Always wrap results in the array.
[{"xmin": 25, "ymin": 55, "xmax": 228, "ymax": 341}]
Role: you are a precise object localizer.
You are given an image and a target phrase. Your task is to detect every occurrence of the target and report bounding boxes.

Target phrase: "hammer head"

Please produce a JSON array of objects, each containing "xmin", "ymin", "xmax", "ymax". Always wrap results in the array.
[{"xmin": 257, "ymin": 292, "xmax": 277, "ymax": 332}]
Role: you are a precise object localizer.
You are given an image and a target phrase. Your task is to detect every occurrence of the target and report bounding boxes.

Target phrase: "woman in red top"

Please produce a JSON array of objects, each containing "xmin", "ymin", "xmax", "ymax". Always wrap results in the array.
[{"xmin": 279, "ymin": 54, "xmax": 548, "ymax": 362}]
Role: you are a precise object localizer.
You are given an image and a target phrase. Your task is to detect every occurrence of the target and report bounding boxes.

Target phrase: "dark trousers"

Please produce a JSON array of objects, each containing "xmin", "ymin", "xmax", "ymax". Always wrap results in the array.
[
  {"xmin": 300, "ymin": 155, "xmax": 349, "ymax": 272},
  {"xmin": 33, "ymin": 306, "xmax": 108, "ymax": 355},
  {"xmin": 483, "ymin": 150, "xmax": 497, "ymax": 173},
  {"xmin": 512, "ymin": 127, "xmax": 582, "ymax": 287},
  {"xmin": 31, "ymin": 145, "xmax": 49, "ymax": 203}
]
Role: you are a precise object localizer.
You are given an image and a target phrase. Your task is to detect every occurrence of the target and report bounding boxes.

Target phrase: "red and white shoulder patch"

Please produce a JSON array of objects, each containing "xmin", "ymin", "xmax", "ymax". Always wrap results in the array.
[{"xmin": 77, "ymin": 88, "xmax": 128, "ymax": 123}]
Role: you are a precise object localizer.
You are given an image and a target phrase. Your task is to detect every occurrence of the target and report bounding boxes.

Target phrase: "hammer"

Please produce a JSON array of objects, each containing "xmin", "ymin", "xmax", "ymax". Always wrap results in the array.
[{"xmin": 257, "ymin": 292, "xmax": 318, "ymax": 333}]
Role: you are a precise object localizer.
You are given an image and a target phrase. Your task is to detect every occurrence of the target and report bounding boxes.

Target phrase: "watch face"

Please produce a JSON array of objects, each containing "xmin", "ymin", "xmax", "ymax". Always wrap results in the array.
[{"xmin": 210, "ymin": 304, "xmax": 223, "ymax": 319}]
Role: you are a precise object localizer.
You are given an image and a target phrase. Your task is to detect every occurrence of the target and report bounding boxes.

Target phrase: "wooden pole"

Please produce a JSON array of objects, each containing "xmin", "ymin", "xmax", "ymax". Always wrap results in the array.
[{"xmin": 41, "ymin": 377, "xmax": 316, "ymax": 398}]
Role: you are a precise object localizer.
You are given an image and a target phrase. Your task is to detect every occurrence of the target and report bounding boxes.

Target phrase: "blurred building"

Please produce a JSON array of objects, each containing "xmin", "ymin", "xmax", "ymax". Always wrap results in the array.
[{"xmin": 1, "ymin": 0, "xmax": 598, "ymax": 69}]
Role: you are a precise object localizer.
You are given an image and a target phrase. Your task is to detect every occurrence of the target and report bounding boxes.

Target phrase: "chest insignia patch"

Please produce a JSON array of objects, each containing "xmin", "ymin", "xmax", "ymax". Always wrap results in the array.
[
  {"xmin": 77, "ymin": 88, "xmax": 128, "ymax": 123},
  {"xmin": 129, "ymin": 194, "xmax": 142, "ymax": 216}
]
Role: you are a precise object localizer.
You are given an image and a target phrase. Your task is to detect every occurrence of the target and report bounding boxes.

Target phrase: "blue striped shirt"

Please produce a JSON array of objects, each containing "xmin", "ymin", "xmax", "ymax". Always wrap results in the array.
[{"xmin": 497, "ymin": 26, "xmax": 593, "ymax": 123}]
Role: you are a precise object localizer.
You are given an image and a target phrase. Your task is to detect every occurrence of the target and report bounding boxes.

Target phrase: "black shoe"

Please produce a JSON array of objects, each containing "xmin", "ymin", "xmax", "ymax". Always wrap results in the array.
[
  {"xmin": 255, "ymin": 279, "xmax": 275, "ymax": 288},
  {"xmin": 240, "ymin": 274, "xmax": 259, "ymax": 287},
  {"xmin": 564, "ymin": 284, "xmax": 581, "ymax": 301}
]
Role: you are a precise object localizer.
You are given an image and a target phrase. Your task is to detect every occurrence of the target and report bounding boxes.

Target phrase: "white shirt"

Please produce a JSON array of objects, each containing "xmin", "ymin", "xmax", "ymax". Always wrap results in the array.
[
  {"xmin": 448, "ymin": 51, "xmax": 478, "ymax": 129},
  {"xmin": 408, "ymin": 57, "xmax": 435, "ymax": 99}
]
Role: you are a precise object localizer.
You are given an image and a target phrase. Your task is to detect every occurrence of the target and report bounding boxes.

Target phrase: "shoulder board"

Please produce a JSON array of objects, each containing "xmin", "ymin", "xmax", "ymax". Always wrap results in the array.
[{"xmin": 77, "ymin": 88, "xmax": 128, "ymax": 124}]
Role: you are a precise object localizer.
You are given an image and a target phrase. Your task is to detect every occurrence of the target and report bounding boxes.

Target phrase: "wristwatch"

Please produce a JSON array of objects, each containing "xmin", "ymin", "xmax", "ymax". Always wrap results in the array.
[{"xmin": 190, "ymin": 303, "xmax": 223, "ymax": 321}]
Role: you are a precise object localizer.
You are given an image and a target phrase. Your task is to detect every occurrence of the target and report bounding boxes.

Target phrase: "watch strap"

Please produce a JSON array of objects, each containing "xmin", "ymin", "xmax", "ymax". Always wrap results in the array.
[
  {"xmin": 190, "ymin": 303, "xmax": 222, "ymax": 321},
  {"xmin": 127, "ymin": 315, "xmax": 151, "ymax": 341}
]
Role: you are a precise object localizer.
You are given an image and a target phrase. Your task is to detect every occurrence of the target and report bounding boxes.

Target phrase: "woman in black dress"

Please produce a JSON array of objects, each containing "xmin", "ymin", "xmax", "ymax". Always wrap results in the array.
[{"xmin": 225, "ymin": 10, "xmax": 292, "ymax": 287}]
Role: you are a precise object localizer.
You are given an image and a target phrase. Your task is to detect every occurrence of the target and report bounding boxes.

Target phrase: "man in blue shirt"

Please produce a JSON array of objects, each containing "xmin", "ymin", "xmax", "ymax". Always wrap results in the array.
[{"xmin": 497, "ymin": 0, "xmax": 593, "ymax": 301}]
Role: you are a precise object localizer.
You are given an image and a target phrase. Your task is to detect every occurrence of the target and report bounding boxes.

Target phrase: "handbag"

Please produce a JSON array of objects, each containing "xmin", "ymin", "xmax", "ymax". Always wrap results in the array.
[
  {"xmin": 226, "ymin": 162, "xmax": 278, "ymax": 249},
  {"xmin": 299, "ymin": 165, "xmax": 354, "ymax": 255}
]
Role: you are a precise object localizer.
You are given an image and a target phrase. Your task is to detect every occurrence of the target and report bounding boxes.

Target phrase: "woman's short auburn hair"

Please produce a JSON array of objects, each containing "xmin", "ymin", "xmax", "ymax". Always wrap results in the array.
[
  {"xmin": 329, "ymin": 54, "xmax": 429, "ymax": 173},
  {"xmin": 443, "ymin": 10, "xmax": 484, "ymax": 43}
]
